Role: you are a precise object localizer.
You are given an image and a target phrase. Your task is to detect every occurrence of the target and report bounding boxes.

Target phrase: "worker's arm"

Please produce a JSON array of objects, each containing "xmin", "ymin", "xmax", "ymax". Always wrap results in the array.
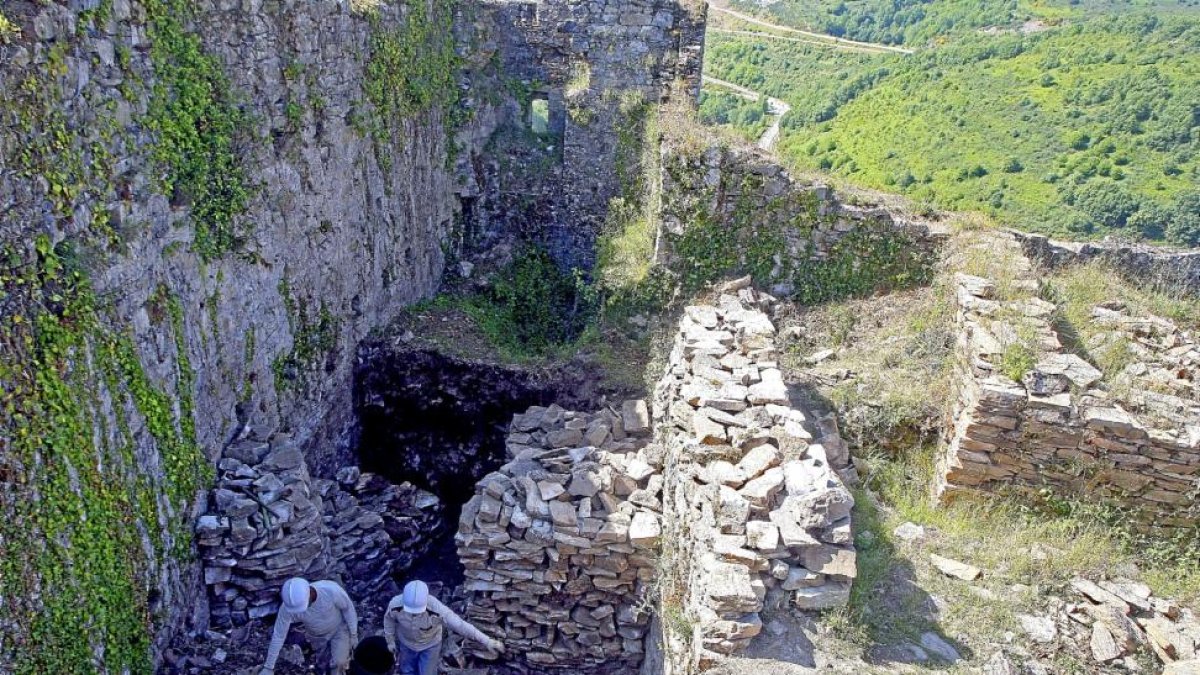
[
  {"xmin": 383, "ymin": 596, "xmax": 403, "ymax": 654},
  {"xmin": 334, "ymin": 586, "xmax": 359, "ymax": 644},
  {"xmin": 428, "ymin": 596, "xmax": 503, "ymax": 651},
  {"xmin": 261, "ymin": 609, "xmax": 294, "ymax": 672}
]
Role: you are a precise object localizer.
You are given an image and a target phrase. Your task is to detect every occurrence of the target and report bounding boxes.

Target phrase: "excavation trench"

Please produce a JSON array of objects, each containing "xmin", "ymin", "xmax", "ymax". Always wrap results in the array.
[{"xmin": 351, "ymin": 341, "xmax": 572, "ymax": 593}]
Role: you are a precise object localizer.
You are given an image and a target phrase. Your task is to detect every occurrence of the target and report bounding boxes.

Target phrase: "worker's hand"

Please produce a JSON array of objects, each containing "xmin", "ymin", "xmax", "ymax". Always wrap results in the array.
[
  {"xmin": 258, "ymin": 668, "xmax": 274, "ymax": 675},
  {"xmin": 350, "ymin": 634, "xmax": 359, "ymax": 649},
  {"xmin": 488, "ymin": 638, "xmax": 506, "ymax": 654}
]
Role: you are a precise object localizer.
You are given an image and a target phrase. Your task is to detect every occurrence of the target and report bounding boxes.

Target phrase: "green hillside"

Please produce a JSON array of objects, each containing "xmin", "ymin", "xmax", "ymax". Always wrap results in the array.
[{"xmin": 703, "ymin": 1, "xmax": 1200, "ymax": 244}]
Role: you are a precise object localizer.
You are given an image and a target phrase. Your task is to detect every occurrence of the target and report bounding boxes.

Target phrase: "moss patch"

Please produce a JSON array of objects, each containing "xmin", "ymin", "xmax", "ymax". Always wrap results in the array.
[{"xmin": 145, "ymin": 0, "xmax": 252, "ymax": 260}]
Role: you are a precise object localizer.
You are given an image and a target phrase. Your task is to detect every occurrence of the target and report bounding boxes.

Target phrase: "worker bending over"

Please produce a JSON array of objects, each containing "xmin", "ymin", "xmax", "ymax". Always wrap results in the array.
[
  {"xmin": 385, "ymin": 580, "xmax": 504, "ymax": 675},
  {"xmin": 261, "ymin": 577, "xmax": 359, "ymax": 675}
]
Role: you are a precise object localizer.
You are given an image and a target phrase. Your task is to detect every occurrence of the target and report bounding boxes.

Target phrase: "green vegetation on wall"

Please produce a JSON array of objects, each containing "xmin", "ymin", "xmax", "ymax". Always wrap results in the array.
[
  {"xmin": 144, "ymin": 0, "xmax": 252, "ymax": 260},
  {"xmin": 362, "ymin": 0, "xmax": 462, "ymax": 138},
  {"xmin": 665, "ymin": 158, "xmax": 934, "ymax": 303},
  {"xmin": 272, "ymin": 276, "xmax": 341, "ymax": 393},
  {"xmin": 704, "ymin": 2, "xmax": 1200, "ymax": 244},
  {"xmin": 0, "ymin": 238, "xmax": 208, "ymax": 673},
  {"xmin": 0, "ymin": 2, "xmax": 234, "ymax": 667}
]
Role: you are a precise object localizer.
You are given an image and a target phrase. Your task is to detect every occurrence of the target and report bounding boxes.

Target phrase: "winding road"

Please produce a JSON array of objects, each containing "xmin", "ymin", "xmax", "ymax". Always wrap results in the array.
[
  {"xmin": 702, "ymin": 3, "xmax": 916, "ymax": 149},
  {"xmin": 701, "ymin": 75, "xmax": 792, "ymax": 151}
]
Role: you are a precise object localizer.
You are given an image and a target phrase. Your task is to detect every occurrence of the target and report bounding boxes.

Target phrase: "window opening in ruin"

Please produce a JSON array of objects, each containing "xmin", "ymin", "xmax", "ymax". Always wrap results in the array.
[{"xmin": 530, "ymin": 95, "xmax": 550, "ymax": 135}]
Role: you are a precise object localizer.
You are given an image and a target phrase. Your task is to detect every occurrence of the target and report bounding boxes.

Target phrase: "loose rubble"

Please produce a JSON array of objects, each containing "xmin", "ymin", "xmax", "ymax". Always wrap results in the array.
[
  {"xmin": 455, "ymin": 402, "xmax": 658, "ymax": 672},
  {"xmin": 1068, "ymin": 577, "xmax": 1200, "ymax": 670}
]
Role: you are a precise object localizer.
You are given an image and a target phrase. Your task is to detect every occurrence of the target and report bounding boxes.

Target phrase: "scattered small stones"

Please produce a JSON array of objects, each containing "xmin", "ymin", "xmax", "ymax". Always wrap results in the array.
[
  {"xmin": 1049, "ymin": 575, "xmax": 1200, "ymax": 671},
  {"xmin": 930, "ymin": 553, "xmax": 982, "ymax": 581},
  {"xmin": 1018, "ymin": 614, "xmax": 1058, "ymax": 644},
  {"xmin": 892, "ymin": 522, "xmax": 927, "ymax": 542}
]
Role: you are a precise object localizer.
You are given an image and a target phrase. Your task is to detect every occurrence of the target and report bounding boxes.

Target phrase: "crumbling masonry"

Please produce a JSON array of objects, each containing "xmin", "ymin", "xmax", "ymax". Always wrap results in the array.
[{"xmin": 454, "ymin": 284, "xmax": 857, "ymax": 673}]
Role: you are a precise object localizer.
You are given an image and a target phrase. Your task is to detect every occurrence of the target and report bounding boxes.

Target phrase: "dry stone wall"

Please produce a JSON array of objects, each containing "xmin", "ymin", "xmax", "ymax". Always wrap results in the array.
[
  {"xmin": 937, "ymin": 236, "xmax": 1200, "ymax": 529},
  {"xmin": 196, "ymin": 435, "xmax": 442, "ymax": 628},
  {"xmin": 456, "ymin": 401, "xmax": 660, "ymax": 672},
  {"xmin": 653, "ymin": 282, "xmax": 857, "ymax": 672}
]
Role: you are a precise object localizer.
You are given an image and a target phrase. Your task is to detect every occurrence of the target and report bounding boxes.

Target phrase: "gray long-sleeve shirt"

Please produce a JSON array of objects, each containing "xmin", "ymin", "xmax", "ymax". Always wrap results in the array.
[
  {"xmin": 263, "ymin": 580, "xmax": 358, "ymax": 670},
  {"xmin": 384, "ymin": 593, "xmax": 492, "ymax": 652}
]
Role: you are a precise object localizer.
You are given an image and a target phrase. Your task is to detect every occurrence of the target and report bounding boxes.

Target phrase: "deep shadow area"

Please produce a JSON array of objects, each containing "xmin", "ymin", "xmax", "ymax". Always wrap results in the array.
[{"xmin": 353, "ymin": 342, "xmax": 572, "ymax": 587}]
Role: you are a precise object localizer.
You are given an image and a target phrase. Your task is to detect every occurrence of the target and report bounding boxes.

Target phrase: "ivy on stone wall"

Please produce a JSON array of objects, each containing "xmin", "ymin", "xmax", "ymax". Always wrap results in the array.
[
  {"xmin": 362, "ymin": 0, "xmax": 461, "ymax": 147},
  {"xmin": 0, "ymin": 238, "xmax": 209, "ymax": 673},
  {"xmin": 667, "ymin": 164, "xmax": 934, "ymax": 304},
  {"xmin": 272, "ymin": 276, "xmax": 341, "ymax": 393},
  {"xmin": 145, "ymin": 0, "xmax": 251, "ymax": 261},
  {"xmin": 790, "ymin": 227, "xmax": 936, "ymax": 305},
  {"xmin": 0, "ymin": 2, "xmax": 225, "ymax": 666}
]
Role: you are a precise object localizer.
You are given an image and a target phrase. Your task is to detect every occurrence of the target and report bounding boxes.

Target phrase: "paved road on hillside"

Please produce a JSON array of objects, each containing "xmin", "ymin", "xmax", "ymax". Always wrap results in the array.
[
  {"xmin": 701, "ymin": 75, "xmax": 792, "ymax": 151},
  {"xmin": 709, "ymin": 4, "xmax": 915, "ymax": 55}
]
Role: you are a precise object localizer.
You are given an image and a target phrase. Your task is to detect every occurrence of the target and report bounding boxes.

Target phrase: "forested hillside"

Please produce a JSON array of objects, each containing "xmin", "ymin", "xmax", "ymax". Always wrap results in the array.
[{"xmin": 703, "ymin": 0, "xmax": 1200, "ymax": 244}]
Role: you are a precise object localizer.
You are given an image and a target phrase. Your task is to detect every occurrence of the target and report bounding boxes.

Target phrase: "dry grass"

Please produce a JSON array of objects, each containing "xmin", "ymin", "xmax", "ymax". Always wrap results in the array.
[
  {"xmin": 941, "ymin": 229, "xmax": 1036, "ymax": 302},
  {"xmin": 823, "ymin": 444, "xmax": 1200, "ymax": 674},
  {"xmin": 1048, "ymin": 260, "xmax": 1200, "ymax": 332},
  {"xmin": 1041, "ymin": 261, "xmax": 1200, "ymax": 384}
]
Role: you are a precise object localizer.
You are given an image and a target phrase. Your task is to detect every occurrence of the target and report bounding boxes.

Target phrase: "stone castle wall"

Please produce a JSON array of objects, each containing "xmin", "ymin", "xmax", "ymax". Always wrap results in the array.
[
  {"xmin": 481, "ymin": 0, "xmax": 706, "ymax": 266},
  {"xmin": 1011, "ymin": 231, "xmax": 1200, "ymax": 296},
  {"xmin": 937, "ymin": 236, "xmax": 1200, "ymax": 529},
  {"xmin": 657, "ymin": 139, "xmax": 942, "ymax": 299},
  {"xmin": 0, "ymin": 0, "xmax": 710, "ymax": 664},
  {"xmin": 0, "ymin": 0, "xmax": 481, "ymax": 663},
  {"xmin": 651, "ymin": 282, "xmax": 856, "ymax": 673}
]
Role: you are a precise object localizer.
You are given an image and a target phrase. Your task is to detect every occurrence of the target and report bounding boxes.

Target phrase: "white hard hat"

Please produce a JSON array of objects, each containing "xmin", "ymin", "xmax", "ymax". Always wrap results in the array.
[
  {"xmin": 402, "ymin": 580, "xmax": 429, "ymax": 614},
  {"xmin": 282, "ymin": 577, "xmax": 311, "ymax": 613}
]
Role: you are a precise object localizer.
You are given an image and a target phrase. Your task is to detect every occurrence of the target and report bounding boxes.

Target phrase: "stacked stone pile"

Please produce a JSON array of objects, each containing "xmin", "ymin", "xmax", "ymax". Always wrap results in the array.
[
  {"xmin": 456, "ymin": 401, "xmax": 659, "ymax": 672},
  {"xmin": 317, "ymin": 466, "xmax": 444, "ymax": 598},
  {"xmin": 196, "ymin": 434, "xmax": 444, "ymax": 627},
  {"xmin": 938, "ymin": 256, "xmax": 1200, "ymax": 530},
  {"xmin": 654, "ymin": 282, "xmax": 857, "ymax": 668},
  {"xmin": 195, "ymin": 435, "xmax": 331, "ymax": 628}
]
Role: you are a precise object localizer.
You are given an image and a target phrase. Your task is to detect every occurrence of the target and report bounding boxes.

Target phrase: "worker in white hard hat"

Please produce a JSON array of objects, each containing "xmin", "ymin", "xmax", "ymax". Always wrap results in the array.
[
  {"xmin": 384, "ymin": 580, "xmax": 504, "ymax": 675},
  {"xmin": 260, "ymin": 577, "xmax": 359, "ymax": 675}
]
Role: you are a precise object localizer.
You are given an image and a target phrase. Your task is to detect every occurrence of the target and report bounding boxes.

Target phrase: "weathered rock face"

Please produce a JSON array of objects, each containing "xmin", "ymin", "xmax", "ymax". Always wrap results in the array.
[
  {"xmin": 456, "ymin": 402, "xmax": 660, "ymax": 672},
  {"xmin": 937, "ymin": 234, "xmax": 1200, "ymax": 530},
  {"xmin": 0, "ymin": 0, "xmax": 487, "ymax": 667},
  {"xmin": 651, "ymin": 285, "xmax": 856, "ymax": 672}
]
